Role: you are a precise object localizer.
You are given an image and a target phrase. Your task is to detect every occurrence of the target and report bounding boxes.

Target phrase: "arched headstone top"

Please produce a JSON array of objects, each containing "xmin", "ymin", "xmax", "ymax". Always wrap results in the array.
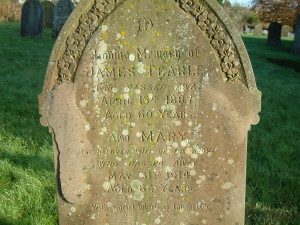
[{"xmin": 41, "ymin": 0, "xmax": 259, "ymax": 97}]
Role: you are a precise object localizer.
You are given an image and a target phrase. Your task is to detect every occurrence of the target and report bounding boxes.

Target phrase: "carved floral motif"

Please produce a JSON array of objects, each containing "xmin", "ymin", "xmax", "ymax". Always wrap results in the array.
[
  {"xmin": 177, "ymin": 0, "xmax": 241, "ymax": 81},
  {"xmin": 57, "ymin": 0, "xmax": 119, "ymax": 81},
  {"xmin": 57, "ymin": 0, "xmax": 241, "ymax": 82}
]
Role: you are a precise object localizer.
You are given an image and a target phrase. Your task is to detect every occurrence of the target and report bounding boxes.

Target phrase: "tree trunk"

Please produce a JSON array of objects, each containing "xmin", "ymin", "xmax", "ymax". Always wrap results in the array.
[
  {"xmin": 267, "ymin": 22, "xmax": 282, "ymax": 46},
  {"xmin": 292, "ymin": 14, "xmax": 300, "ymax": 56}
]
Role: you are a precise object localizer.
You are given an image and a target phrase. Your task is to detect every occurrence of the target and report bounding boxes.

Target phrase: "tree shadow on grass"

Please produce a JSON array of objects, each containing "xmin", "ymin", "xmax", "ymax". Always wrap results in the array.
[
  {"xmin": 0, "ymin": 149, "xmax": 54, "ymax": 173},
  {"xmin": 0, "ymin": 217, "xmax": 16, "ymax": 225},
  {"xmin": 266, "ymin": 58, "xmax": 300, "ymax": 73}
]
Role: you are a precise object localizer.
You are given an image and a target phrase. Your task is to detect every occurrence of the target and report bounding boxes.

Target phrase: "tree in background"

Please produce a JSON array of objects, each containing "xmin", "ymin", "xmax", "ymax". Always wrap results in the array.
[
  {"xmin": 255, "ymin": 0, "xmax": 299, "ymax": 26},
  {"xmin": 216, "ymin": 0, "xmax": 224, "ymax": 6},
  {"xmin": 253, "ymin": 0, "xmax": 300, "ymax": 50},
  {"xmin": 224, "ymin": 3, "xmax": 259, "ymax": 33},
  {"xmin": 0, "ymin": 0, "xmax": 22, "ymax": 22}
]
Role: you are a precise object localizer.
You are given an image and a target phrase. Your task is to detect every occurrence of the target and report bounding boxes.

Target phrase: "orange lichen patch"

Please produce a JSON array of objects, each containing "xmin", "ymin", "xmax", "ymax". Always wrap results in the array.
[
  {"xmin": 101, "ymin": 32, "xmax": 108, "ymax": 39},
  {"xmin": 121, "ymin": 31, "xmax": 126, "ymax": 37}
]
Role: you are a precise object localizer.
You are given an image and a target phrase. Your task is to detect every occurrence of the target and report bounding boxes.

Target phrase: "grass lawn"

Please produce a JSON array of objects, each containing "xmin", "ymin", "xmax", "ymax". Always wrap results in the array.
[{"xmin": 0, "ymin": 23, "xmax": 299, "ymax": 225}]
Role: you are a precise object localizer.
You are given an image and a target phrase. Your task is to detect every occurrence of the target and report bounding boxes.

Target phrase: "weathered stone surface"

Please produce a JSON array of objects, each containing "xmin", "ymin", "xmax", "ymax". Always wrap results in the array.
[
  {"xmin": 281, "ymin": 25, "xmax": 293, "ymax": 37},
  {"xmin": 254, "ymin": 23, "xmax": 262, "ymax": 36},
  {"xmin": 267, "ymin": 22, "xmax": 282, "ymax": 46},
  {"xmin": 52, "ymin": 0, "xmax": 74, "ymax": 38},
  {"xmin": 39, "ymin": 0, "xmax": 261, "ymax": 224},
  {"xmin": 20, "ymin": 0, "xmax": 44, "ymax": 37},
  {"xmin": 42, "ymin": 1, "xmax": 54, "ymax": 28},
  {"xmin": 293, "ymin": 14, "xmax": 300, "ymax": 56}
]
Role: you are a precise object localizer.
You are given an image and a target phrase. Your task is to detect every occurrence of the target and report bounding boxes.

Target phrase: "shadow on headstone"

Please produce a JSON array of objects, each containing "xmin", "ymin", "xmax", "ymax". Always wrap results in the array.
[
  {"xmin": 267, "ymin": 22, "xmax": 282, "ymax": 46},
  {"xmin": 20, "ymin": 0, "xmax": 44, "ymax": 37},
  {"xmin": 52, "ymin": 0, "xmax": 74, "ymax": 39},
  {"xmin": 42, "ymin": 1, "xmax": 54, "ymax": 28}
]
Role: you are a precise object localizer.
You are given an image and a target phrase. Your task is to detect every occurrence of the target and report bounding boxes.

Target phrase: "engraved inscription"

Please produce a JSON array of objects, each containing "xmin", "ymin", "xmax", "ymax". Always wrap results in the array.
[{"xmin": 138, "ymin": 18, "xmax": 154, "ymax": 32}]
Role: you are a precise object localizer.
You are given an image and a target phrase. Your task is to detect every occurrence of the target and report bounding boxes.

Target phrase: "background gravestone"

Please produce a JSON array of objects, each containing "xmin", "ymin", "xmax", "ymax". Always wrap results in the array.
[
  {"xmin": 292, "ymin": 14, "xmax": 300, "ymax": 56},
  {"xmin": 42, "ymin": 1, "xmax": 54, "ymax": 28},
  {"xmin": 39, "ymin": 0, "xmax": 261, "ymax": 224},
  {"xmin": 51, "ymin": 0, "xmax": 80, "ymax": 5},
  {"xmin": 281, "ymin": 25, "xmax": 293, "ymax": 37},
  {"xmin": 267, "ymin": 22, "xmax": 282, "ymax": 46},
  {"xmin": 244, "ymin": 25, "xmax": 250, "ymax": 33},
  {"xmin": 20, "ymin": 0, "xmax": 44, "ymax": 37},
  {"xmin": 52, "ymin": 0, "xmax": 74, "ymax": 38},
  {"xmin": 254, "ymin": 23, "xmax": 263, "ymax": 35}
]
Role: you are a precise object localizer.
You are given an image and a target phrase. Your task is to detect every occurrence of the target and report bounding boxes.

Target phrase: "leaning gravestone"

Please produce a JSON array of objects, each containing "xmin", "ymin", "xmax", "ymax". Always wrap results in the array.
[
  {"xmin": 42, "ymin": 1, "xmax": 54, "ymax": 28},
  {"xmin": 52, "ymin": 0, "xmax": 74, "ymax": 38},
  {"xmin": 39, "ymin": 0, "xmax": 261, "ymax": 224},
  {"xmin": 20, "ymin": 0, "xmax": 44, "ymax": 37},
  {"xmin": 254, "ymin": 23, "xmax": 262, "ymax": 36}
]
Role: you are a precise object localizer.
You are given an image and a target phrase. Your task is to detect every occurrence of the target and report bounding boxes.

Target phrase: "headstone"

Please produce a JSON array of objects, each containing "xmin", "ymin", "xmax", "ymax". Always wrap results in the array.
[
  {"xmin": 51, "ymin": 0, "xmax": 79, "ymax": 5},
  {"xmin": 288, "ymin": 32, "xmax": 294, "ymax": 38},
  {"xmin": 235, "ymin": 23, "xmax": 243, "ymax": 34},
  {"xmin": 244, "ymin": 25, "xmax": 250, "ymax": 33},
  {"xmin": 254, "ymin": 23, "xmax": 262, "ymax": 36},
  {"xmin": 39, "ymin": 0, "xmax": 261, "ymax": 224},
  {"xmin": 20, "ymin": 0, "xmax": 44, "ymax": 37},
  {"xmin": 267, "ymin": 22, "xmax": 282, "ymax": 46},
  {"xmin": 52, "ymin": 0, "xmax": 74, "ymax": 38},
  {"xmin": 281, "ymin": 25, "xmax": 293, "ymax": 37},
  {"xmin": 42, "ymin": 1, "xmax": 54, "ymax": 28},
  {"xmin": 292, "ymin": 14, "xmax": 300, "ymax": 56},
  {"xmin": 262, "ymin": 29, "xmax": 268, "ymax": 35}
]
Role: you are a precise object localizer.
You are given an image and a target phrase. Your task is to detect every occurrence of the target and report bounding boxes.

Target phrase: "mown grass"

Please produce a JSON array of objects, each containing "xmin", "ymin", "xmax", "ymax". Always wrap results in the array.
[
  {"xmin": 243, "ymin": 34, "xmax": 300, "ymax": 225},
  {"xmin": 0, "ymin": 22, "xmax": 57, "ymax": 225},
  {"xmin": 0, "ymin": 23, "xmax": 299, "ymax": 224}
]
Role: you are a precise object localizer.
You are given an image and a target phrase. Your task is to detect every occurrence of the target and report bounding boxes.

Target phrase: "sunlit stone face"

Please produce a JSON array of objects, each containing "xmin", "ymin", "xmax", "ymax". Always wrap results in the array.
[{"xmin": 39, "ymin": 0, "xmax": 261, "ymax": 224}]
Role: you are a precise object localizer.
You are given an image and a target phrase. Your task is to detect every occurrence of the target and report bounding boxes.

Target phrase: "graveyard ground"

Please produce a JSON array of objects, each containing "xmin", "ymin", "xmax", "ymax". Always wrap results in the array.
[{"xmin": 0, "ymin": 22, "xmax": 299, "ymax": 225}]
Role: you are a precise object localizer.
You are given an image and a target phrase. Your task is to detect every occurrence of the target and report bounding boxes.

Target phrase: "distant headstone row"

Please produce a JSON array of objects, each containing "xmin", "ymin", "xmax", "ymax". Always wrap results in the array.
[
  {"xmin": 21, "ymin": 0, "xmax": 74, "ymax": 38},
  {"xmin": 244, "ymin": 23, "xmax": 294, "ymax": 38}
]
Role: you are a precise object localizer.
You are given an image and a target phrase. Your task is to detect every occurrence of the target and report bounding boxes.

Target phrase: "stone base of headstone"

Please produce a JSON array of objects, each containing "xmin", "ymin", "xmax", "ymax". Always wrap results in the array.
[{"xmin": 267, "ymin": 22, "xmax": 282, "ymax": 46}]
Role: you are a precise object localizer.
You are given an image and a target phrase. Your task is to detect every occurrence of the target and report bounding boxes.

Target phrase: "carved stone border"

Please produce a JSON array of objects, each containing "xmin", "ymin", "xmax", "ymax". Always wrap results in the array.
[
  {"xmin": 176, "ymin": 0, "xmax": 243, "ymax": 82},
  {"xmin": 56, "ymin": 0, "xmax": 244, "ymax": 83},
  {"xmin": 56, "ymin": 0, "xmax": 123, "ymax": 82}
]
